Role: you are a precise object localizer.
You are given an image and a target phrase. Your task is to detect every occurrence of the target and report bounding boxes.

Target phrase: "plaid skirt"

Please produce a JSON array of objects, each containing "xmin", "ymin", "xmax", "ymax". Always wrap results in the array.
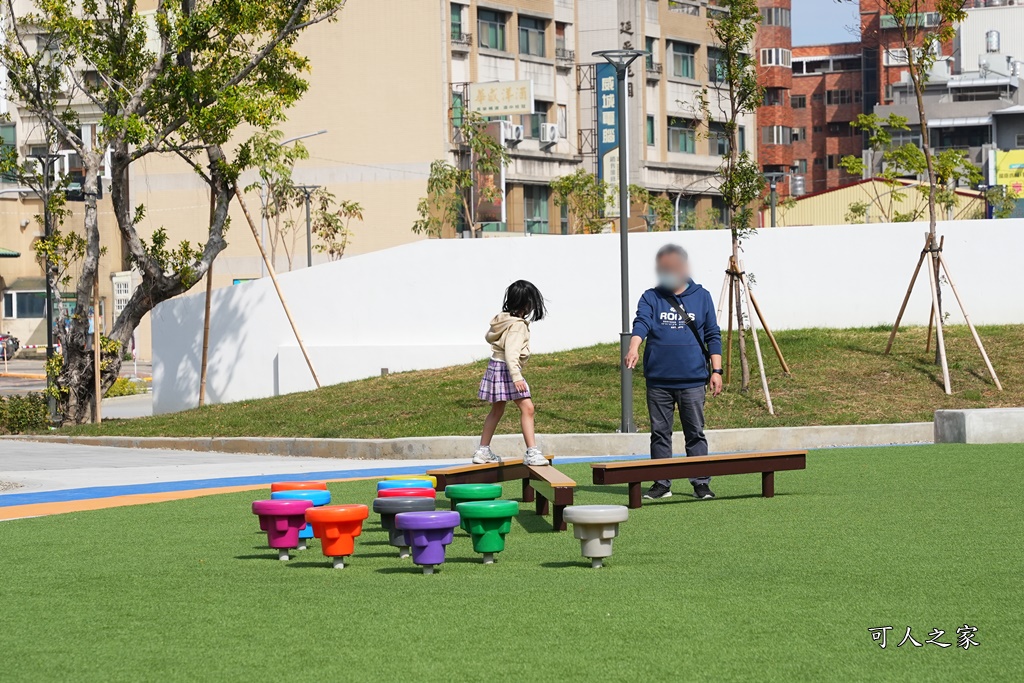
[{"xmin": 478, "ymin": 359, "xmax": 531, "ymax": 402}]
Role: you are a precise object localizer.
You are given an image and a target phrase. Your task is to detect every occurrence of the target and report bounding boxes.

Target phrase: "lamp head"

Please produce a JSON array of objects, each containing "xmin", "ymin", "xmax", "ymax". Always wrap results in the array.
[{"xmin": 593, "ymin": 49, "xmax": 648, "ymax": 70}]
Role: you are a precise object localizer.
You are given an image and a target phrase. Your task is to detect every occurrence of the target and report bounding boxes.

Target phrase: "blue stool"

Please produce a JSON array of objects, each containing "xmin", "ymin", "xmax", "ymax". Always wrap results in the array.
[
  {"xmin": 271, "ymin": 489, "xmax": 331, "ymax": 548},
  {"xmin": 376, "ymin": 479, "xmax": 434, "ymax": 492}
]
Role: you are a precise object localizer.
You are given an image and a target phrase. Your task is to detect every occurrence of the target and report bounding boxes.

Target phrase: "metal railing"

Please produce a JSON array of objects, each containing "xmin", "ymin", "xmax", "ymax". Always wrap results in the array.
[
  {"xmin": 556, "ymin": 48, "xmax": 575, "ymax": 63},
  {"xmin": 451, "ymin": 32, "xmax": 472, "ymax": 48},
  {"xmin": 646, "ymin": 62, "xmax": 663, "ymax": 78}
]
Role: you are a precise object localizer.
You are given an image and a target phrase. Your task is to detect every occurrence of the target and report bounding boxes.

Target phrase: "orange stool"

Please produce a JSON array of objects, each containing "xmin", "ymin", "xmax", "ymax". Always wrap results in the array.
[
  {"xmin": 271, "ymin": 481, "xmax": 328, "ymax": 493},
  {"xmin": 305, "ymin": 505, "xmax": 370, "ymax": 569}
]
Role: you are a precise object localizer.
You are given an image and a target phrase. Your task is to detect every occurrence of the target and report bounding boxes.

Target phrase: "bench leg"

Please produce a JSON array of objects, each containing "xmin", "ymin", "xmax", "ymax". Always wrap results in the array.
[
  {"xmin": 627, "ymin": 482, "xmax": 643, "ymax": 509},
  {"xmin": 535, "ymin": 494, "xmax": 550, "ymax": 516},
  {"xmin": 522, "ymin": 478, "xmax": 535, "ymax": 503},
  {"xmin": 761, "ymin": 471, "xmax": 775, "ymax": 498},
  {"xmin": 552, "ymin": 504, "xmax": 566, "ymax": 532}
]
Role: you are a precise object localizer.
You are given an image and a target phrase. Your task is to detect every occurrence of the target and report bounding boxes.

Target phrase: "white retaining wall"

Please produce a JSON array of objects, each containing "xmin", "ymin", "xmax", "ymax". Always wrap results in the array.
[{"xmin": 153, "ymin": 220, "xmax": 1023, "ymax": 414}]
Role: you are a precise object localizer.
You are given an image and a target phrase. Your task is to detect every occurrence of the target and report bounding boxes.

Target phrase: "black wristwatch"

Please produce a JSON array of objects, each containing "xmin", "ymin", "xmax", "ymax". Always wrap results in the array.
[{"xmin": 712, "ymin": 369, "xmax": 724, "ymax": 375}]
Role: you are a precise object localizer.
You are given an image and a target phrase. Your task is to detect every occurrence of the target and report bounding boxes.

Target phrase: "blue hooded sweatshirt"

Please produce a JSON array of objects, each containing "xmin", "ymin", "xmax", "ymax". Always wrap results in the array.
[{"xmin": 631, "ymin": 280, "xmax": 723, "ymax": 389}]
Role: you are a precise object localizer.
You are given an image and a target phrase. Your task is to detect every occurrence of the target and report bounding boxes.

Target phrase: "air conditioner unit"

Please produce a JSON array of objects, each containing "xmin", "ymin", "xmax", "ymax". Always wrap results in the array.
[
  {"xmin": 540, "ymin": 123, "xmax": 560, "ymax": 145},
  {"xmin": 508, "ymin": 124, "xmax": 525, "ymax": 144}
]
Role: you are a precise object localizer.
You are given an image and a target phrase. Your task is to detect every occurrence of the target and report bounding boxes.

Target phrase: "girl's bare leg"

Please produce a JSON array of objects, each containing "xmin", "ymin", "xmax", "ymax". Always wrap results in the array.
[
  {"xmin": 514, "ymin": 397, "xmax": 536, "ymax": 449},
  {"xmin": 480, "ymin": 402, "xmax": 506, "ymax": 446}
]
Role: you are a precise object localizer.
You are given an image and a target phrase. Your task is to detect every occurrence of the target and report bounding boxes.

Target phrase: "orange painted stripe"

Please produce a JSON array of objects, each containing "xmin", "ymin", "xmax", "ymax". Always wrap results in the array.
[{"xmin": 0, "ymin": 475, "xmax": 374, "ymax": 522}]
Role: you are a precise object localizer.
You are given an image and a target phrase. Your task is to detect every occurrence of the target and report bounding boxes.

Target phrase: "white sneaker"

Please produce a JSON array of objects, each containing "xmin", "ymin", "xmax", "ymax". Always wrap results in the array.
[
  {"xmin": 524, "ymin": 447, "xmax": 548, "ymax": 466},
  {"xmin": 472, "ymin": 446, "xmax": 500, "ymax": 464}
]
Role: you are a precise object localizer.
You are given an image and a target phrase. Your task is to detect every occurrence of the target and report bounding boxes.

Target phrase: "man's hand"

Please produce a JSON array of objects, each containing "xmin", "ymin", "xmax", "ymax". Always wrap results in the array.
[
  {"xmin": 624, "ymin": 348, "xmax": 639, "ymax": 369},
  {"xmin": 710, "ymin": 372, "xmax": 723, "ymax": 397},
  {"xmin": 514, "ymin": 379, "xmax": 529, "ymax": 393}
]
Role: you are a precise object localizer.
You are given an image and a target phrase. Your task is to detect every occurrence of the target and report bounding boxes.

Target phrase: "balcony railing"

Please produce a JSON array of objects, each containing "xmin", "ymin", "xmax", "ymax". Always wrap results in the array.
[
  {"xmin": 451, "ymin": 32, "xmax": 472, "ymax": 50},
  {"xmin": 556, "ymin": 48, "xmax": 575, "ymax": 64},
  {"xmin": 646, "ymin": 62, "xmax": 663, "ymax": 79},
  {"xmin": 668, "ymin": 1, "xmax": 700, "ymax": 16}
]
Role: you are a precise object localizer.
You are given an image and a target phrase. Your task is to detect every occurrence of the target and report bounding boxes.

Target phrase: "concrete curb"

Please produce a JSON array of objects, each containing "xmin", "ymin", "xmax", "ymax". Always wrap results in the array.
[{"xmin": 4, "ymin": 422, "xmax": 933, "ymax": 459}]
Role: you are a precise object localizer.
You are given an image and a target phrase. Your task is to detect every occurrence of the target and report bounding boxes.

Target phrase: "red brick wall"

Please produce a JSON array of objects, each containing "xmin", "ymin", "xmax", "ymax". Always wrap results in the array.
[{"xmin": 755, "ymin": 0, "xmax": 794, "ymax": 192}]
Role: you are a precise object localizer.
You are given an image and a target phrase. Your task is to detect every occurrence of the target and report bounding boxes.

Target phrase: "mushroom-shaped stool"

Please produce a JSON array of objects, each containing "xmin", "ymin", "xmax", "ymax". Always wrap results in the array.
[
  {"xmin": 378, "ymin": 487, "xmax": 436, "ymax": 500},
  {"xmin": 377, "ymin": 479, "xmax": 434, "ymax": 492},
  {"xmin": 252, "ymin": 499, "xmax": 313, "ymax": 560},
  {"xmin": 456, "ymin": 500, "xmax": 519, "ymax": 564},
  {"xmin": 562, "ymin": 505, "xmax": 629, "ymax": 569},
  {"xmin": 394, "ymin": 511, "xmax": 461, "ymax": 575},
  {"xmin": 271, "ymin": 489, "xmax": 331, "ymax": 550},
  {"xmin": 270, "ymin": 481, "xmax": 328, "ymax": 493},
  {"xmin": 443, "ymin": 483, "xmax": 504, "ymax": 530},
  {"xmin": 372, "ymin": 496, "xmax": 436, "ymax": 558},
  {"xmin": 385, "ymin": 474, "xmax": 438, "ymax": 487},
  {"xmin": 305, "ymin": 504, "xmax": 370, "ymax": 569}
]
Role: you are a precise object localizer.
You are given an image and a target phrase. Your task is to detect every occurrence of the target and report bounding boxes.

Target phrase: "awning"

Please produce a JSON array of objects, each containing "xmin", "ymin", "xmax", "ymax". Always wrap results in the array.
[
  {"xmin": 6, "ymin": 276, "xmax": 46, "ymax": 290},
  {"xmin": 927, "ymin": 116, "xmax": 992, "ymax": 128},
  {"xmin": 0, "ymin": 247, "xmax": 19, "ymax": 258}
]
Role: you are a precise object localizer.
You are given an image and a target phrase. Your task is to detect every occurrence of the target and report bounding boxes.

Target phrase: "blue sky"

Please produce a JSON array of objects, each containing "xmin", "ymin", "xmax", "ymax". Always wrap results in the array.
[{"xmin": 792, "ymin": 0, "xmax": 861, "ymax": 46}]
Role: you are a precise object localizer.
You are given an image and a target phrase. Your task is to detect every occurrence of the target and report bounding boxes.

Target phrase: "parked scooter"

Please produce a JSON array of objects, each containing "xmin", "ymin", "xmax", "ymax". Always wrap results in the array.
[{"xmin": 0, "ymin": 332, "xmax": 20, "ymax": 360}]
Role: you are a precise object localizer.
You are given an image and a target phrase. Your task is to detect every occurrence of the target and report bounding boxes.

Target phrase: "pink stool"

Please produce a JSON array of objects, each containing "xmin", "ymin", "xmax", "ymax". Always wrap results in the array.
[{"xmin": 252, "ymin": 499, "xmax": 313, "ymax": 561}]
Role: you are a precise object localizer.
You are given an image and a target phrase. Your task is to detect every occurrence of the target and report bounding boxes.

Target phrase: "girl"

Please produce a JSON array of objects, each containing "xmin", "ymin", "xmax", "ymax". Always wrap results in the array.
[{"xmin": 473, "ymin": 280, "xmax": 548, "ymax": 466}]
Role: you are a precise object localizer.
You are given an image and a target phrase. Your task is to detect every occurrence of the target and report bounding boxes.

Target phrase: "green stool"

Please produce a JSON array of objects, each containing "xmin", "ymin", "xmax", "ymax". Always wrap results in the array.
[
  {"xmin": 444, "ymin": 484, "xmax": 503, "ymax": 530},
  {"xmin": 456, "ymin": 500, "xmax": 519, "ymax": 564}
]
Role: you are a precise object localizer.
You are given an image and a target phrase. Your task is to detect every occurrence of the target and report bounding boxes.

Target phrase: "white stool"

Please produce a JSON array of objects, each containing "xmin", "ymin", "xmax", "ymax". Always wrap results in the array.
[{"xmin": 562, "ymin": 505, "xmax": 629, "ymax": 568}]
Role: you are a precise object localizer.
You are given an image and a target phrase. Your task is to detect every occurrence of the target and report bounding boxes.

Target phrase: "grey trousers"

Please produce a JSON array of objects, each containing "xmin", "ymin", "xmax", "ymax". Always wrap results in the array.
[{"xmin": 646, "ymin": 385, "xmax": 709, "ymax": 488}]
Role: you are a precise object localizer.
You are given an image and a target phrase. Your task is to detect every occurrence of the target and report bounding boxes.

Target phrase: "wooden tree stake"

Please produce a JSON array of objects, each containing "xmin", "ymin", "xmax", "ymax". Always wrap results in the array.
[
  {"xmin": 885, "ymin": 233, "xmax": 930, "ymax": 355},
  {"xmin": 740, "ymin": 260, "xmax": 774, "ymax": 415},
  {"xmin": 924, "ymin": 250, "xmax": 951, "ymax": 395},
  {"xmin": 234, "ymin": 186, "xmax": 322, "ymax": 389},
  {"xmin": 938, "ymin": 253, "xmax": 1002, "ymax": 391}
]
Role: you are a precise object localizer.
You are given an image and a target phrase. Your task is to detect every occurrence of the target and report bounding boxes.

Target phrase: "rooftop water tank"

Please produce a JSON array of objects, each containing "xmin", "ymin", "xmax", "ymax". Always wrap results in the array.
[{"xmin": 987, "ymin": 30, "xmax": 1001, "ymax": 54}]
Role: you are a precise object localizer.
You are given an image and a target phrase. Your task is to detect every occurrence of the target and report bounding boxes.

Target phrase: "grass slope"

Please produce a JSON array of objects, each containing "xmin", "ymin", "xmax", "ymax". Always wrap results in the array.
[
  {"xmin": 1, "ymin": 445, "xmax": 1022, "ymax": 681},
  {"xmin": 66, "ymin": 325, "xmax": 1023, "ymax": 439}
]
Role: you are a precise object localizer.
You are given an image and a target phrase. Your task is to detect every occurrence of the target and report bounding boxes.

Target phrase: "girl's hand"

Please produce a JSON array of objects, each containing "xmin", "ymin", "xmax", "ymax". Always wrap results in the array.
[{"xmin": 514, "ymin": 380, "xmax": 529, "ymax": 393}]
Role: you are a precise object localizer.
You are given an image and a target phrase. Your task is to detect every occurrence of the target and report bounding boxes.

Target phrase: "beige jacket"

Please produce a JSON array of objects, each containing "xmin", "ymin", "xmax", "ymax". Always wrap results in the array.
[{"xmin": 486, "ymin": 313, "xmax": 531, "ymax": 382}]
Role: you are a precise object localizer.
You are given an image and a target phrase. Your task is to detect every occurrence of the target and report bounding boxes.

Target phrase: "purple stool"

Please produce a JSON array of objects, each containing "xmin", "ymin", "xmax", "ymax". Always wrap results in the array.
[
  {"xmin": 394, "ymin": 511, "xmax": 461, "ymax": 575},
  {"xmin": 252, "ymin": 499, "xmax": 313, "ymax": 561}
]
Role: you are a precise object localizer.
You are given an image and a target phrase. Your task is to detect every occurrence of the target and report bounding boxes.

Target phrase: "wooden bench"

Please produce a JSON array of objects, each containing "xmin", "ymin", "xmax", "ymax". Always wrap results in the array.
[
  {"xmin": 427, "ymin": 456, "xmax": 575, "ymax": 531},
  {"xmin": 591, "ymin": 450, "xmax": 807, "ymax": 509}
]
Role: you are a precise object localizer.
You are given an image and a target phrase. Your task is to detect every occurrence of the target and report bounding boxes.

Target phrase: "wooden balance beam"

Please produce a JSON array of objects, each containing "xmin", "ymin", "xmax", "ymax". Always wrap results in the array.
[
  {"xmin": 591, "ymin": 450, "xmax": 807, "ymax": 509},
  {"xmin": 427, "ymin": 456, "xmax": 575, "ymax": 531}
]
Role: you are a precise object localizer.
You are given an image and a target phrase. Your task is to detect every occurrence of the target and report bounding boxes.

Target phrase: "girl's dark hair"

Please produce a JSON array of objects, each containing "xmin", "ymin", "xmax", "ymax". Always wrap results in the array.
[{"xmin": 503, "ymin": 280, "xmax": 546, "ymax": 322}]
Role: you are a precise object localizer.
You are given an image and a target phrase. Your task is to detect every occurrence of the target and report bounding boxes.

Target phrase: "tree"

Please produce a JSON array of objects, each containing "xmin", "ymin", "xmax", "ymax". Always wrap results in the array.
[
  {"xmin": 314, "ymin": 196, "xmax": 363, "ymax": 261},
  {"xmin": 412, "ymin": 112, "xmax": 510, "ymax": 237},
  {"xmin": 0, "ymin": 0, "xmax": 347, "ymax": 423},
  {"xmin": 629, "ymin": 185, "xmax": 675, "ymax": 231},
  {"xmin": 695, "ymin": 0, "xmax": 765, "ymax": 393},
  {"xmin": 840, "ymin": 112, "xmax": 981, "ymax": 223},
  {"xmin": 550, "ymin": 169, "xmax": 611, "ymax": 234}
]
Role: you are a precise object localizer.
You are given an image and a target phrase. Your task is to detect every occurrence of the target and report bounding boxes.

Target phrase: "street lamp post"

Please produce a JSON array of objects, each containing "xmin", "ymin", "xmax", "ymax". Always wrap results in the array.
[
  {"xmin": 30, "ymin": 153, "xmax": 60, "ymax": 420},
  {"xmin": 594, "ymin": 49, "xmax": 646, "ymax": 434},
  {"xmin": 296, "ymin": 184, "xmax": 321, "ymax": 268},
  {"xmin": 260, "ymin": 129, "xmax": 327, "ymax": 276}
]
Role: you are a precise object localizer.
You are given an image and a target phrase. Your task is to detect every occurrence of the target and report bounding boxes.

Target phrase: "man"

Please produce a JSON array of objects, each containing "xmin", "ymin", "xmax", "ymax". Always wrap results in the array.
[{"xmin": 625, "ymin": 244, "xmax": 723, "ymax": 500}]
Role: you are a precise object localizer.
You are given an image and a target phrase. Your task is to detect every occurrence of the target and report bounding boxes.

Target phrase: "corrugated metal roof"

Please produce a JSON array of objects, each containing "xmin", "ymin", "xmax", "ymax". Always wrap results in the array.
[{"xmin": 927, "ymin": 116, "xmax": 993, "ymax": 127}]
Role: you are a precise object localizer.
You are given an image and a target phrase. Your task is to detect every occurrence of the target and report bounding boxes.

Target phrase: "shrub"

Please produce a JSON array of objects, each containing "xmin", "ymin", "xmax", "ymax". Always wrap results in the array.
[
  {"xmin": 0, "ymin": 394, "xmax": 50, "ymax": 434},
  {"xmin": 104, "ymin": 377, "xmax": 139, "ymax": 398}
]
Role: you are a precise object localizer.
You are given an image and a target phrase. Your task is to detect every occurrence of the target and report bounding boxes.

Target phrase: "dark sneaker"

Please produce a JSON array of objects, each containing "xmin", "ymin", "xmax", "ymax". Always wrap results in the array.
[
  {"xmin": 693, "ymin": 484, "xmax": 716, "ymax": 500},
  {"xmin": 643, "ymin": 483, "xmax": 672, "ymax": 500}
]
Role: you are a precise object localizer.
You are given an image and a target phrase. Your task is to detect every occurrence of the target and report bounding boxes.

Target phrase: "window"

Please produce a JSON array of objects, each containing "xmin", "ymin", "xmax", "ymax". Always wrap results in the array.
[
  {"xmin": 522, "ymin": 101, "xmax": 549, "ymax": 139},
  {"xmin": 712, "ymin": 197, "xmax": 730, "ymax": 226},
  {"xmin": 646, "ymin": 115, "xmax": 655, "ymax": 146},
  {"xmin": 760, "ymin": 7, "xmax": 791, "ymax": 27},
  {"xmin": 555, "ymin": 23, "xmax": 567, "ymax": 54},
  {"xmin": 826, "ymin": 154, "xmax": 840, "ymax": 170},
  {"xmin": 709, "ymin": 123, "xmax": 726, "ymax": 155},
  {"xmin": 519, "ymin": 16, "xmax": 546, "ymax": 57},
  {"xmin": 811, "ymin": 92, "xmax": 824, "ymax": 103},
  {"xmin": 708, "ymin": 48, "xmax": 726, "ymax": 83},
  {"xmin": 791, "ymin": 94, "xmax": 806, "ymax": 109},
  {"xmin": 524, "ymin": 185, "xmax": 549, "ymax": 234},
  {"xmin": 669, "ymin": 41, "xmax": 696, "ymax": 79},
  {"xmin": 112, "ymin": 273, "xmax": 133, "ymax": 318},
  {"xmin": 812, "ymin": 125, "xmax": 823, "ymax": 133},
  {"xmin": 0, "ymin": 123, "xmax": 15, "ymax": 181},
  {"xmin": 763, "ymin": 88, "xmax": 786, "ymax": 106},
  {"xmin": 645, "ymin": 37, "xmax": 657, "ymax": 69},
  {"xmin": 558, "ymin": 104, "xmax": 568, "ymax": 138},
  {"xmin": 451, "ymin": 91, "xmax": 464, "ymax": 128},
  {"xmin": 667, "ymin": 1, "xmax": 700, "ymax": 16},
  {"xmin": 668, "ymin": 117, "xmax": 696, "ymax": 153},
  {"xmin": 1016, "ymin": 133, "xmax": 1024, "ymax": 149},
  {"xmin": 759, "ymin": 48, "xmax": 792, "ymax": 68},
  {"xmin": 761, "ymin": 125, "xmax": 792, "ymax": 145},
  {"xmin": 478, "ymin": 10, "xmax": 507, "ymax": 51},
  {"xmin": 450, "ymin": 3, "xmax": 463, "ymax": 40},
  {"xmin": 3, "ymin": 291, "xmax": 47, "ymax": 319},
  {"xmin": 675, "ymin": 197, "xmax": 696, "ymax": 228},
  {"xmin": 814, "ymin": 158, "xmax": 823, "ymax": 166},
  {"xmin": 791, "ymin": 127, "xmax": 806, "ymax": 142},
  {"xmin": 795, "ymin": 159, "xmax": 808, "ymax": 174},
  {"xmin": 825, "ymin": 89, "xmax": 861, "ymax": 105},
  {"xmin": 559, "ymin": 202, "xmax": 569, "ymax": 235}
]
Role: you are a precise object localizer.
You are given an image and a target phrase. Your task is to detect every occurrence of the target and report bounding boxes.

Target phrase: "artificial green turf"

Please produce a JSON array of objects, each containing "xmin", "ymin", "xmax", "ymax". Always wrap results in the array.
[{"xmin": 1, "ymin": 445, "xmax": 1022, "ymax": 682}]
